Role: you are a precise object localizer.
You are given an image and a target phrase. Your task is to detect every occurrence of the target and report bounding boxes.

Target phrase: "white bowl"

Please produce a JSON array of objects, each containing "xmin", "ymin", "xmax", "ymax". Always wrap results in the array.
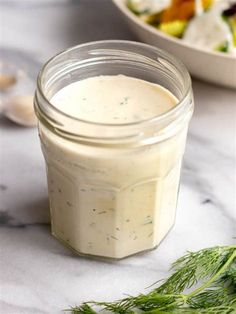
[{"xmin": 112, "ymin": 0, "xmax": 236, "ymax": 89}]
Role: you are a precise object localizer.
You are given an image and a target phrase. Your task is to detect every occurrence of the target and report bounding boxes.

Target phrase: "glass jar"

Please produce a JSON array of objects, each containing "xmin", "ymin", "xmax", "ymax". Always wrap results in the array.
[{"xmin": 34, "ymin": 40, "xmax": 193, "ymax": 259}]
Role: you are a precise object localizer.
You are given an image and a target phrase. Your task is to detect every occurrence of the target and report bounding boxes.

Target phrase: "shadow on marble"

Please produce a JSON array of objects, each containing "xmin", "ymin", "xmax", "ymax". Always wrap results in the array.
[
  {"xmin": 0, "ymin": 196, "xmax": 50, "ymax": 227},
  {"xmin": 0, "ymin": 115, "xmax": 26, "ymax": 129}
]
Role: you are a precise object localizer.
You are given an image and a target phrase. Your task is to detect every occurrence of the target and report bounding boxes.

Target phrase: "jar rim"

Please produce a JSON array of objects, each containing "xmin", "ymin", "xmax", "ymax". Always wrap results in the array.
[
  {"xmin": 37, "ymin": 40, "xmax": 191, "ymax": 122},
  {"xmin": 35, "ymin": 40, "xmax": 193, "ymax": 140}
]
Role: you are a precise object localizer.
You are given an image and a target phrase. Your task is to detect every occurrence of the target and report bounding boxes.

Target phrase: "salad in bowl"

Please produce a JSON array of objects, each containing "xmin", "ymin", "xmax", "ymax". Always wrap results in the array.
[{"xmin": 127, "ymin": 0, "xmax": 236, "ymax": 55}]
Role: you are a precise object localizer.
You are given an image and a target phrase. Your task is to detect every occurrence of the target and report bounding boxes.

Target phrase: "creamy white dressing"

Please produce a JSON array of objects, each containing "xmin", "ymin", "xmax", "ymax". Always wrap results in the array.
[
  {"xmin": 195, "ymin": 0, "xmax": 203, "ymax": 16},
  {"xmin": 183, "ymin": 11, "xmax": 233, "ymax": 51},
  {"xmin": 182, "ymin": 0, "xmax": 235, "ymax": 53},
  {"xmin": 128, "ymin": 0, "xmax": 171, "ymax": 14},
  {"xmin": 51, "ymin": 75, "xmax": 176, "ymax": 123},
  {"xmin": 41, "ymin": 75, "xmax": 187, "ymax": 259},
  {"xmin": 151, "ymin": 0, "xmax": 171, "ymax": 13}
]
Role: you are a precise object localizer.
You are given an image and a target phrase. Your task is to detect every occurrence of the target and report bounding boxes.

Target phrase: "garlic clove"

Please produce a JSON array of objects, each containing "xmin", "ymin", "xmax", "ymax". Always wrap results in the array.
[
  {"xmin": 0, "ymin": 74, "xmax": 17, "ymax": 91},
  {"xmin": 4, "ymin": 95, "xmax": 37, "ymax": 127}
]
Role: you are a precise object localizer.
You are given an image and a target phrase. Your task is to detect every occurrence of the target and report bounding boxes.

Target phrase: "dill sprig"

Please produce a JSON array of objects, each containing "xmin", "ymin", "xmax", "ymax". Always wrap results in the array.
[{"xmin": 68, "ymin": 245, "xmax": 236, "ymax": 314}]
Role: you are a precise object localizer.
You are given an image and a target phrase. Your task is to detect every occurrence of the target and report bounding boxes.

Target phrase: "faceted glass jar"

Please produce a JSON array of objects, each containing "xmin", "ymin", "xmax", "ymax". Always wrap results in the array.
[{"xmin": 34, "ymin": 40, "xmax": 193, "ymax": 259}]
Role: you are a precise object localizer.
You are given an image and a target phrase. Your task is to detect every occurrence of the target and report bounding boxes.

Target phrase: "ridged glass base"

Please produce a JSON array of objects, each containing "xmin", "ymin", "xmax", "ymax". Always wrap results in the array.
[{"xmin": 52, "ymin": 223, "xmax": 174, "ymax": 261}]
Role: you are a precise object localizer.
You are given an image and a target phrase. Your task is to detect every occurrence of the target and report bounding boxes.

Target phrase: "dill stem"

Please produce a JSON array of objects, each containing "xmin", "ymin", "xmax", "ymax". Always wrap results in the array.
[{"xmin": 186, "ymin": 248, "xmax": 236, "ymax": 300}]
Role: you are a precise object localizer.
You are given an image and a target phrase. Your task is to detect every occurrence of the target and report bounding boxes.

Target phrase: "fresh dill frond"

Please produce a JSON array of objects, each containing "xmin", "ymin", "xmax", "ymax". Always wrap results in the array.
[
  {"xmin": 69, "ymin": 303, "xmax": 97, "ymax": 314},
  {"xmin": 156, "ymin": 246, "xmax": 235, "ymax": 294},
  {"xmin": 68, "ymin": 245, "xmax": 236, "ymax": 314},
  {"xmin": 143, "ymin": 306, "xmax": 236, "ymax": 314}
]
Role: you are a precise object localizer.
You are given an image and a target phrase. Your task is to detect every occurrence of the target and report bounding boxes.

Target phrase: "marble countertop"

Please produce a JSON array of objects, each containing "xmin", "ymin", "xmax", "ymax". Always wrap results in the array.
[{"xmin": 0, "ymin": 1, "xmax": 235, "ymax": 313}]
